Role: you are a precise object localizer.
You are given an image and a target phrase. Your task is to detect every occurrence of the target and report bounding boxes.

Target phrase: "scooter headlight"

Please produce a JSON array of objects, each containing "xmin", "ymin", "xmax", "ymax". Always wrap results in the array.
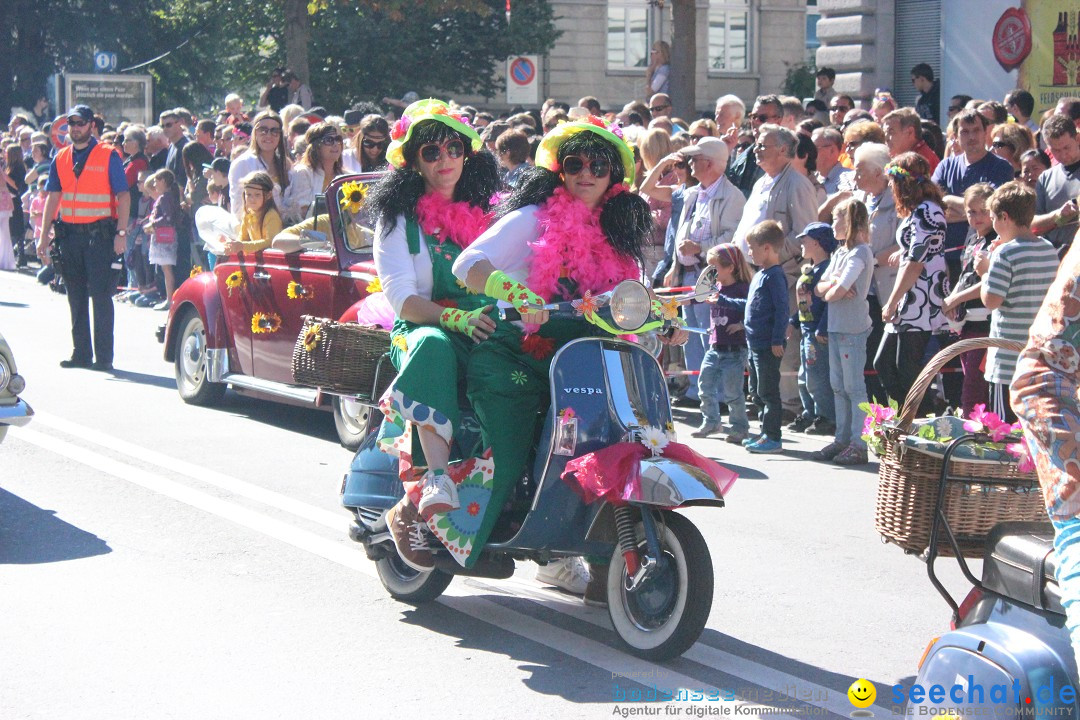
[{"xmin": 609, "ymin": 281, "xmax": 652, "ymax": 330}]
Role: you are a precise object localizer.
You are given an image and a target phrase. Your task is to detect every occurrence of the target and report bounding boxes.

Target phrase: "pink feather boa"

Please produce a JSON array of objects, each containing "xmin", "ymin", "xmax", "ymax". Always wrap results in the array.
[
  {"xmin": 415, "ymin": 192, "xmax": 492, "ymax": 250},
  {"xmin": 526, "ymin": 185, "xmax": 640, "ymax": 302}
]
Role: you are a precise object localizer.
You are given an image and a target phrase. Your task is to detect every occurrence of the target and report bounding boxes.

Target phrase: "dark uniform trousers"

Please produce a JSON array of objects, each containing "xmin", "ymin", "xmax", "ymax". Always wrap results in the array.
[{"xmin": 58, "ymin": 220, "xmax": 115, "ymax": 365}]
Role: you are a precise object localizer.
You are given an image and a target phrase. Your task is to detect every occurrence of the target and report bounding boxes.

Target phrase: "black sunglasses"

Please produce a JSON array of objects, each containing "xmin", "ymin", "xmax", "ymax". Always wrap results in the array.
[
  {"xmin": 318, "ymin": 135, "xmax": 344, "ymax": 146},
  {"xmin": 649, "ymin": 103, "xmax": 670, "ymax": 113},
  {"xmin": 362, "ymin": 138, "xmax": 388, "ymax": 150},
  {"xmin": 418, "ymin": 139, "xmax": 465, "ymax": 163},
  {"xmin": 830, "ymin": 106, "xmax": 851, "ymax": 113},
  {"xmin": 752, "ymin": 113, "xmax": 776, "ymax": 123},
  {"xmin": 562, "ymin": 155, "xmax": 611, "ymax": 178},
  {"xmin": 68, "ymin": 119, "xmax": 90, "ymax": 128},
  {"xmin": 675, "ymin": 160, "xmax": 689, "ymax": 170}
]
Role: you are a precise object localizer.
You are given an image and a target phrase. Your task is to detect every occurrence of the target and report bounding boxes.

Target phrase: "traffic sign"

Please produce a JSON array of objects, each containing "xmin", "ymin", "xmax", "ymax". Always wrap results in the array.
[
  {"xmin": 94, "ymin": 51, "xmax": 118, "ymax": 72},
  {"xmin": 506, "ymin": 55, "xmax": 538, "ymax": 105}
]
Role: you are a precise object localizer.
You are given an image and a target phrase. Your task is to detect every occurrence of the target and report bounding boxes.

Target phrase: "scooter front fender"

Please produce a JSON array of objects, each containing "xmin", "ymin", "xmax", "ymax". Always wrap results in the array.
[{"xmin": 631, "ymin": 457, "xmax": 726, "ymax": 508}]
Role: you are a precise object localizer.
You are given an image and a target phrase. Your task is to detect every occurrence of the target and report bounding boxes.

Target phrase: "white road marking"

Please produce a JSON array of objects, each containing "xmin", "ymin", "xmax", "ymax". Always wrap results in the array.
[
  {"xmin": 33, "ymin": 412, "xmax": 348, "ymax": 531},
  {"xmin": 17, "ymin": 420, "xmax": 865, "ymax": 717}
]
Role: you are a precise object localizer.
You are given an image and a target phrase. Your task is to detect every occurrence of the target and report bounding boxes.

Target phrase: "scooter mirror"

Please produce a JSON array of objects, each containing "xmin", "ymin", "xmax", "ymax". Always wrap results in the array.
[
  {"xmin": 692, "ymin": 266, "xmax": 717, "ymax": 298},
  {"xmin": 610, "ymin": 280, "xmax": 652, "ymax": 330}
]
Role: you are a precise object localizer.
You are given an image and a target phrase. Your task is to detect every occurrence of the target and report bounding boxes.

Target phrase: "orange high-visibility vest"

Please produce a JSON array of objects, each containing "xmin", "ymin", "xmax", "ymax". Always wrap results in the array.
[{"xmin": 55, "ymin": 142, "xmax": 118, "ymax": 223}]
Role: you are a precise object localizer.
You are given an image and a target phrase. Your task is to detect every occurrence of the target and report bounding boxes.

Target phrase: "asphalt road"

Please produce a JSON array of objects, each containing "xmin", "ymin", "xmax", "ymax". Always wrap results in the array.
[{"xmin": 0, "ymin": 270, "xmax": 977, "ymax": 720}]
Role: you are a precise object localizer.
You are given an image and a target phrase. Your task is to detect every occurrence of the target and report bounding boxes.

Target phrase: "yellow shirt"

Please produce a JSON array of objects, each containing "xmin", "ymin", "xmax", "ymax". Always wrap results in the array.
[{"xmin": 237, "ymin": 208, "xmax": 283, "ymax": 252}]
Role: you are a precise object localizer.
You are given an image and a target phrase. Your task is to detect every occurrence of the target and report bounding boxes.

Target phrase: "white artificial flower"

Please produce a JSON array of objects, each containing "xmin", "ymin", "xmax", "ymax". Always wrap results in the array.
[{"xmin": 639, "ymin": 426, "xmax": 670, "ymax": 457}]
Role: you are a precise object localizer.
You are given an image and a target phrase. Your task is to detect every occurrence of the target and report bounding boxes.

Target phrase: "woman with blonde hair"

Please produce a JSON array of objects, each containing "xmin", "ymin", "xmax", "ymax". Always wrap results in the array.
[
  {"xmin": 227, "ymin": 110, "xmax": 292, "ymax": 221},
  {"xmin": 989, "ymin": 123, "xmax": 1036, "ymax": 176},
  {"xmin": 284, "ymin": 122, "xmax": 345, "ymax": 222},
  {"xmin": 645, "ymin": 40, "xmax": 671, "ymax": 96},
  {"xmin": 637, "ymin": 128, "xmax": 675, "ymax": 277},
  {"xmin": 687, "ymin": 119, "xmax": 719, "ymax": 140}
]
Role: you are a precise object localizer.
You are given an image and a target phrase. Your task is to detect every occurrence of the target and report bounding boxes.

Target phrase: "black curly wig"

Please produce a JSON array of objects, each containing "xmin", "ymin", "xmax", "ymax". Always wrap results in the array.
[
  {"xmin": 497, "ymin": 131, "xmax": 652, "ymax": 272},
  {"xmin": 367, "ymin": 119, "xmax": 501, "ymax": 232}
]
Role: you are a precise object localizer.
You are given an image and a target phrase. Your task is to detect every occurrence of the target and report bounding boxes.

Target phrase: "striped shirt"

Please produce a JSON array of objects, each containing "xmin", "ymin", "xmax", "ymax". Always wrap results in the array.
[{"xmin": 983, "ymin": 237, "xmax": 1059, "ymax": 384}]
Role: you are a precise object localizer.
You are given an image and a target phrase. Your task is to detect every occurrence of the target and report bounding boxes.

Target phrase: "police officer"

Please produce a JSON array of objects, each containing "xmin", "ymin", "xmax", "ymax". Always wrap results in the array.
[{"xmin": 36, "ymin": 105, "xmax": 130, "ymax": 371}]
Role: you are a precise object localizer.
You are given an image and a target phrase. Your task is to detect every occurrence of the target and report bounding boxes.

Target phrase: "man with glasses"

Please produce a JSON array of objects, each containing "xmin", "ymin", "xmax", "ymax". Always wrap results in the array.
[
  {"xmin": 811, "ymin": 128, "xmax": 845, "ymax": 194},
  {"xmin": 911, "ymin": 63, "xmax": 940, "ymax": 124},
  {"xmin": 732, "ymin": 125, "xmax": 820, "ymax": 421},
  {"xmin": 36, "ymin": 105, "xmax": 130, "ymax": 372},
  {"xmin": 648, "ymin": 93, "xmax": 673, "ymax": 120},
  {"xmin": 668, "ymin": 137, "xmax": 747, "ymax": 403},
  {"xmin": 828, "ymin": 95, "xmax": 854, "ymax": 127},
  {"xmin": 726, "ymin": 95, "xmax": 780, "ymax": 198},
  {"xmin": 882, "ymin": 107, "xmax": 939, "ymax": 171},
  {"xmin": 947, "ymin": 95, "xmax": 973, "ymax": 122},
  {"xmin": 159, "ymin": 109, "xmax": 189, "ymax": 186}
]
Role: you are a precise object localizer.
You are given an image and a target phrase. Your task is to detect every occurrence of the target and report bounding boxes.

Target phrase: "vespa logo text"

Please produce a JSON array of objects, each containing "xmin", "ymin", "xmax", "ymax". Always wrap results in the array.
[{"xmin": 563, "ymin": 386, "xmax": 604, "ymax": 396}]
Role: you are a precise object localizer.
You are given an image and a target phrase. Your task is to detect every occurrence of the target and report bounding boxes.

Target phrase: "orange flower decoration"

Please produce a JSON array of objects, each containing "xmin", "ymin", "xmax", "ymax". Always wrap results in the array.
[{"xmin": 571, "ymin": 290, "xmax": 599, "ymax": 317}]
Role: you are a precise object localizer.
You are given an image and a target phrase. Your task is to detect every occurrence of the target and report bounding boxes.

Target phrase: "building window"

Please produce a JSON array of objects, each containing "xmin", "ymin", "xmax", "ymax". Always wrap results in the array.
[
  {"xmin": 806, "ymin": 0, "xmax": 821, "ymax": 58},
  {"xmin": 607, "ymin": 1, "xmax": 649, "ymax": 70},
  {"xmin": 708, "ymin": 1, "xmax": 750, "ymax": 73}
]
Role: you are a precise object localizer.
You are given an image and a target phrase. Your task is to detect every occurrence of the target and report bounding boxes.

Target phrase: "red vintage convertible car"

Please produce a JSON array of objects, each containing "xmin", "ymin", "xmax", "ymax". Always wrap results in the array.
[{"xmin": 158, "ymin": 173, "xmax": 383, "ymax": 448}]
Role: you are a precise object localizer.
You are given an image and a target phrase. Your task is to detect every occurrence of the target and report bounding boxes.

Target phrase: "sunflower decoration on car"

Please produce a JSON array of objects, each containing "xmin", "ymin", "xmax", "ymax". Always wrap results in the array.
[
  {"xmin": 365, "ymin": 276, "xmax": 382, "ymax": 293},
  {"xmin": 189, "ymin": 265, "xmax": 204, "ymax": 279},
  {"xmin": 225, "ymin": 271, "xmax": 244, "ymax": 296},
  {"xmin": 286, "ymin": 280, "xmax": 314, "ymax": 301},
  {"xmin": 339, "ymin": 180, "xmax": 368, "ymax": 214},
  {"xmin": 302, "ymin": 323, "xmax": 322, "ymax": 352},
  {"xmin": 251, "ymin": 312, "xmax": 282, "ymax": 334}
]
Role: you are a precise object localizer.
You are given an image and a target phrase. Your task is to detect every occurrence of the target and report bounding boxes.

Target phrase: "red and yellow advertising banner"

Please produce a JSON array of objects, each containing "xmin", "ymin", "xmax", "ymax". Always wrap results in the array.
[{"xmin": 995, "ymin": 3, "xmax": 1080, "ymax": 114}]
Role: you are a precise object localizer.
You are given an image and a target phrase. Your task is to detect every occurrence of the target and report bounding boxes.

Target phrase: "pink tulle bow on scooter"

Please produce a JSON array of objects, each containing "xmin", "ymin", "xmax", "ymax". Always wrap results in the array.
[{"xmin": 561, "ymin": 441, "xmax": 738, "ymax": 506}]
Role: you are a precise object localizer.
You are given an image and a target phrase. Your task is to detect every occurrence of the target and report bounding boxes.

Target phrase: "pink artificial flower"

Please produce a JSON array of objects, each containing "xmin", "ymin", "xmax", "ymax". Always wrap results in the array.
[
  {"xmin": 863, "ymin": 415, "xmax": 874, "ymax": 436},
  {"xmin": 391, "ymin": 115, "xmax": 411, "ymax": 140},
  {"xmin": 988, "ymin": 423, "xmax": 1012, "ymax": 443}
]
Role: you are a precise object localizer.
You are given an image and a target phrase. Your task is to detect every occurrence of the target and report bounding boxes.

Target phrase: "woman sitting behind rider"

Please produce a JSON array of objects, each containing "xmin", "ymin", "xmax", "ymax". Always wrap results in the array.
[
  {"xmin": 368, "ymin": 99, "xmax": 501, "ymax": 571},
  {"xmin": 449, "ymin": 119, "xmax": 664, "ymax": 571}
]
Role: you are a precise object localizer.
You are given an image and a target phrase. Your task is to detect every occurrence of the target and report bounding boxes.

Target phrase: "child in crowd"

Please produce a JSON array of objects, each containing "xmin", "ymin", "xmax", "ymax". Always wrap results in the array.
[
  {"xmin": 941, "ymin": 183, "xmax": 997, "ymax": 415},
  {"xmin": 976, "ymin": 180, "xmax": 1059, "ymax": 422},
  {"xmin": 788, "ymin": 222, "xmax": 837, "ymax": 436},
  {"xmin": 144, "ymin": 169, "xmax": 181, "ymax": 311},
  {"xmin": 222, "ymin": 171, "xmax": 282, "ymax": 254},
  {"xmin": 692, "ymin": 243, "xmax": 753, "ymax": 444},
  {"xmin": 127, "ymin": 170, "xmax": 160, "ymax": 306},
  {"xmin": 813, "ymin": 198, "xmax": 875, "ymax": 466},
  {"xmin": 714, "ymin": 220, "xmax": 789, "ymax": 453},
  {"xmin": 26, "ymin": 177, "xmax": 47, "ymax": 247}
]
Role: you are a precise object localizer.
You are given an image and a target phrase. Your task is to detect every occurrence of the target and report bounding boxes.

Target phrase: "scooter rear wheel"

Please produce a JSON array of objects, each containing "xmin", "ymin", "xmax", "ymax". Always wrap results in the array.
[
  {"xmin": 375, "ymin": 553, "xmax": 453, "ymax": 604},
  {"xmin": 605, "ymin": 510, "xmax": 713, "ymax": 660}
]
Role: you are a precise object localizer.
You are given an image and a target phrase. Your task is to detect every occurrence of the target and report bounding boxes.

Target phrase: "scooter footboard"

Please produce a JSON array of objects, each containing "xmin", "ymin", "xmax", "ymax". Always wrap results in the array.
[{"xmin": 632, "ymin": 457, "xmax": 727, "ymax": 508}]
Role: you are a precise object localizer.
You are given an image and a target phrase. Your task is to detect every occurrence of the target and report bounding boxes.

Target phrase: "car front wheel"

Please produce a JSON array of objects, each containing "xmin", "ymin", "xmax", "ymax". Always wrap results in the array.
[{"xmin": 175, "ymin": 310, "xmax": 226, "ymax": 406}]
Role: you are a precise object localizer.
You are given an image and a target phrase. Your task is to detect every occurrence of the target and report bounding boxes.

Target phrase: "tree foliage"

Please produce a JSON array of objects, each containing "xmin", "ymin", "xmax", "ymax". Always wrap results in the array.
[{"xmin": 3, "ymin": 0, "xmax": 559, "ymax": 120}]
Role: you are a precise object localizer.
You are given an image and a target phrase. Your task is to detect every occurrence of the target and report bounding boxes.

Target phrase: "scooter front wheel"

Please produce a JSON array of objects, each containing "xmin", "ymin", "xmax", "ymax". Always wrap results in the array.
[
  {"xmin": 375, "ymin": 554, "xmax": 453, "ymax": 604},
  {"xmin": 605, "ymin": 510, "xmax": 713, "ymax": 660}
]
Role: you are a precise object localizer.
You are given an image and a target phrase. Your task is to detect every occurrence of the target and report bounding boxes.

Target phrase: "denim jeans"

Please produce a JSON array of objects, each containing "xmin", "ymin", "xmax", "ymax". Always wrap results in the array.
[
  {"xmin": 1053, "ymin": 517, "xmax": 1080, "ymax": 664},
  {"xmin": 830, "ymin": 330, "xmax": 870, "ymax": 448},
  {"xmin": 749, "ymin": 346, "xmax": 783, "ymax": 440},
  {"xmin": 699, "ymin": 347, "xmax": 749, "ymax": 433},
  {"xmin": 680, "ymin": 268, "xmax": 710, "ymax": 400},
  {"xmin": 798, "ymin": 331, "xmax": 835, "ymax": 422}
]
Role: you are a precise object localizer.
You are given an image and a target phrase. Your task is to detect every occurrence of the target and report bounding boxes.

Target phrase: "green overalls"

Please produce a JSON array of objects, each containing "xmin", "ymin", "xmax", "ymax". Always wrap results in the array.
[{"xmin": 378, "ymin": 218, "xmax": 494, "ymax": 480}]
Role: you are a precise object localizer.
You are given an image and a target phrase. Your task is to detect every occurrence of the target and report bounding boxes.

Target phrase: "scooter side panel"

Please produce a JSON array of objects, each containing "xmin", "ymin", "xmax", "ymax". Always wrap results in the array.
[
  {"xmin": 496, "ymin": 338, "xmax": 672, "ymax": 555},
  {"xmin": 912, "ymin": 595, "xmax": 1078, "ymax": 716}
]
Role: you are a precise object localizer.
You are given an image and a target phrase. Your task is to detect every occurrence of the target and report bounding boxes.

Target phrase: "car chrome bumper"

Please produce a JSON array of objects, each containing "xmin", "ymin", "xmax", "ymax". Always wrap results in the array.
[{"xmin": 0, "ymin": 398, "xmax": 34, "ymax": 427}]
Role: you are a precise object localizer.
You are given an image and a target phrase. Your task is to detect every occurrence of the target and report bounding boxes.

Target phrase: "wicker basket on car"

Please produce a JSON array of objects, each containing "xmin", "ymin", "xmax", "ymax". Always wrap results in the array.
[
  {"xmin": 874, "ymin": 337, "xmax": 1045, "ymax": 558},
  {"xmin": 291, "ymin": 315, "xmax": 394, "ymax": 401}
]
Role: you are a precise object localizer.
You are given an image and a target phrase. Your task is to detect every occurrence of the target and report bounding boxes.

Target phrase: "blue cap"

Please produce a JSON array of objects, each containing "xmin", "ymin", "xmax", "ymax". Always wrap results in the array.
[
  {"xmin": 797, "ymin": 222, "xmax": 837, "ymax": 254},
  {"xmin": 65, "ymin": 105, "xmax": 94, "ymax": 122}
]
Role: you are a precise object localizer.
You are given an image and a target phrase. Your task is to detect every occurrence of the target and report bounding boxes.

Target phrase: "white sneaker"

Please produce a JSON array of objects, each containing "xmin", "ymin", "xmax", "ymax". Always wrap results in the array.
[
  {"xmin": 535, "ymin": 557, "xmax": 591, "ymax": 595},
  {"xmin": 417, "ymin": 470, "xmax": 459, "ymax": 519}
]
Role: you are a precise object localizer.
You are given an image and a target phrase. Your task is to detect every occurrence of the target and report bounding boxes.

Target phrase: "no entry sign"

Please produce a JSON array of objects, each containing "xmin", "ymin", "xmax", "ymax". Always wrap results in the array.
[{"xmin": 506, "ymin": 55, "xmax": 538, "ymax": 105}]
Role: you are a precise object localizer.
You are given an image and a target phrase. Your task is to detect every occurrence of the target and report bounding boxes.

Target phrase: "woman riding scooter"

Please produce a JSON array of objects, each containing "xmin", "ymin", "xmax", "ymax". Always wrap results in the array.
[
  {"xmin": 368, "ymin": 99, "xmax": 500, "ymax": 570},
  {"xmin": 451, "ymin": 118, "xmax": 688, "ymax": 593}
]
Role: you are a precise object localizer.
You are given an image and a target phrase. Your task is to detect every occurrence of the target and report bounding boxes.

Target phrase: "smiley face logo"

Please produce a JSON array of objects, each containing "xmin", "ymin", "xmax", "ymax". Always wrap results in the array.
[{"xmin": 848, "ymin": 679, "xmax": 876, "ymax": 709}]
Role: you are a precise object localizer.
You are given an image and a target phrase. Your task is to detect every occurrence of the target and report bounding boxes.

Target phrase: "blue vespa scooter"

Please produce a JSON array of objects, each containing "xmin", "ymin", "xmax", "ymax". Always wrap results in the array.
[
  {"xmin": 341, "ymin": 279, "xmax": 734, "ymax": 660},
  {"xmin": 906, "ymin": 434, "xmax": 1078, "ymax": 715}
]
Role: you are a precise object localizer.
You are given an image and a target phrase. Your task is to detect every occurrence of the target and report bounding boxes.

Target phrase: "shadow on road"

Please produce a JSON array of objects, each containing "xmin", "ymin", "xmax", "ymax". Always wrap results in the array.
[
  {"xmin": 0, "ymin": 487, "xmax": 111, "ymax": 564},
  {"xmin": 104, "ymin": 368, "xmax": 178, "ymax": 391},
  {"xmin": 0, "ymin": 301, "xmax": 30, "ymax": 308},
  {"xmin": 217, "ymin": 393, "xmax": 338, "ymax": 444}
]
